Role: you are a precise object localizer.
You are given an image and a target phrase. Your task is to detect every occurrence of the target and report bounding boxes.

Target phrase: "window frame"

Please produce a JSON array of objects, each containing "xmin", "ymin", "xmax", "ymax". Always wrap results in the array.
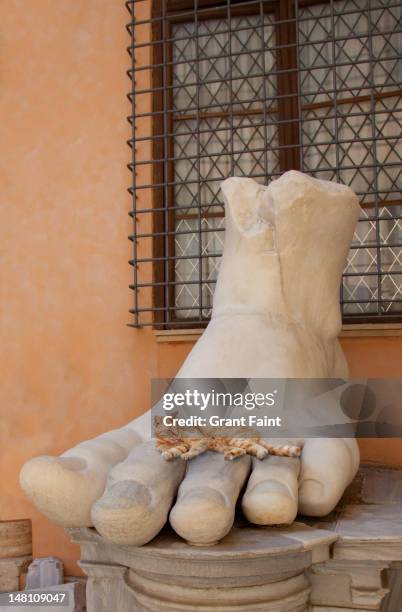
[{"xmin": 127, "ymin": 0, "xmax": 402, "ymax": 328}]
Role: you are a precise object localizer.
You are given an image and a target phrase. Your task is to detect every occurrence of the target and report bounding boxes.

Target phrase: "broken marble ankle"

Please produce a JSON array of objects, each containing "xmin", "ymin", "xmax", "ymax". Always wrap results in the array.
[{"xmin": 20, "ymin": 171, "xmax": 360, "ymax": 546}]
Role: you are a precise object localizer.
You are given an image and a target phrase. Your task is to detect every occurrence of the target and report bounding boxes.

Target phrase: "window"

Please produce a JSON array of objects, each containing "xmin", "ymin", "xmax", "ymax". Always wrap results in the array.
[{"xmin": 127, "ymin": 0, "xmax": 402, "ymax": 328}]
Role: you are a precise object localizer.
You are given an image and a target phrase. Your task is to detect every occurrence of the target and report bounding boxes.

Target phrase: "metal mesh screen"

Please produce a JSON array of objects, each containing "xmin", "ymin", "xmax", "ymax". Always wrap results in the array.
[{"xmin": 127, "ymin": 0, "xmax": 402, "ymax": 328}]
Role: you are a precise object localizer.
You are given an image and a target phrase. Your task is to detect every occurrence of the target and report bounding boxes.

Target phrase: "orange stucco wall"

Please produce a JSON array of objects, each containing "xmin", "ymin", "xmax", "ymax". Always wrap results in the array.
[{"xmin": 1, "ymin": 0, "xmax": 401, "ymax": 576}]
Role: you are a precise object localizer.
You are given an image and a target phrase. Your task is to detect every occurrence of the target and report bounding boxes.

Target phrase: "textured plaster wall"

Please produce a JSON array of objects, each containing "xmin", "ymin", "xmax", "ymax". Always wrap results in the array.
[
  {"xmin": 1, "ymin": 0, "xmax": 401, "ymax": 576},
  {"xmin": 0, "ymin": 0, "xmax": 158, "ymax": 575}
]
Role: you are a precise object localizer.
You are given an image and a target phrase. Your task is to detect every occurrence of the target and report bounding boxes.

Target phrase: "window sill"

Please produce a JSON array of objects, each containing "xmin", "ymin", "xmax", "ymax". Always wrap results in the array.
[{"xmin": 154, "ymin": 323, "xmax": 402, "ymax": 343}]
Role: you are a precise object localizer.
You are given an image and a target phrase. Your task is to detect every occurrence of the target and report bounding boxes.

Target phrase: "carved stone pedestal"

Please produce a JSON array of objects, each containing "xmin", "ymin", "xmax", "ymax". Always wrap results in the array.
[
  {"xmin": 67, "ymin": 467, "xmax": 402, "ymax": 612},
  {"xmin": 308, "ymin": 466, "xmax": 402, "ymax": 611},
  {"xmin": 68, "ymin": 524, "xmax": 336, "ymax": 611},
  {"xmin": 309, "ymin": 502, "xmax": 402, "ymax": 610}
]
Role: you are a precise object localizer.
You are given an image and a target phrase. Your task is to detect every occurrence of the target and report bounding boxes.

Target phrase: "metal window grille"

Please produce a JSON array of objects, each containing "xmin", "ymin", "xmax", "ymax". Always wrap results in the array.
[{"xmin": 127, "ymin": 0, "xmax": 402, "ymax": 328}]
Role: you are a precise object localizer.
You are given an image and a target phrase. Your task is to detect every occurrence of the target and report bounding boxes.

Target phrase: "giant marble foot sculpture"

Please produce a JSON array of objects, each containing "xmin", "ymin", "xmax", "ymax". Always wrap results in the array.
[{"xmin": 21, "ymin": 171, "xmax": 361, "ymax": 545}]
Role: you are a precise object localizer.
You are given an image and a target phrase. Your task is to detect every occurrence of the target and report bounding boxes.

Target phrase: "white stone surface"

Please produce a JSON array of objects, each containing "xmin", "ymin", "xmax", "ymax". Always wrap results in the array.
[
  {"xmin": 25, "ymin": 557, "xmax": 63, "ymax": 589},
  {"xmin": 307, "ymin": 496, "xmax": 402, "ymax": 610},
  {"xmin": 20, "ymin": 171, "xmax": 361, "ymax": 545},
  {"xmin": 333, "ymin": 503, "xmax": 402, "ymax": 561}
]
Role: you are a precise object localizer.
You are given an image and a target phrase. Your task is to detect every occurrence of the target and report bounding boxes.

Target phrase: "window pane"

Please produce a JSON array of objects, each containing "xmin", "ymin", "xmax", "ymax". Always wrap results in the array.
[
  {"xmin": 128, "ymin": 0, "xmax": 402, "ymax": 326},
  {"xmin": 298, "ymin": 0, "xmax": 402, "ymax": 319},
  {"xmin": 172, "ymin": 11, "xmax": 277, "ymax": 318}
]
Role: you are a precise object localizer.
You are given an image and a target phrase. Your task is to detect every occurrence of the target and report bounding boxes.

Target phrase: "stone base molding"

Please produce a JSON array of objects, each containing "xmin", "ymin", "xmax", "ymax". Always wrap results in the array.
[
  {"xmin": 69, "ymin": 523, "xmax": 336, "ymax": 612},
  {"xmin": 67, "ymin": 467, "xmax": 402, "ymax": 612}
]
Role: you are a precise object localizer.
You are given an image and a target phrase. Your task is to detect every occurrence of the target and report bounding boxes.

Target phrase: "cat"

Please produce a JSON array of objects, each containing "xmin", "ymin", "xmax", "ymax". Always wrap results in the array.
[{"xmin": 154, "ymin": 414, "xmax": 301, "ymax": 461}]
